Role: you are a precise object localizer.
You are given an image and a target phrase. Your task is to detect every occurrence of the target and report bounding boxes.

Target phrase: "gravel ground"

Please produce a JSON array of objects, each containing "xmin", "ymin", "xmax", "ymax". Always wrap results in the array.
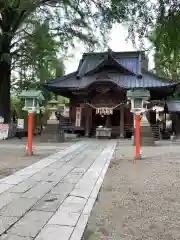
[
  {"xmin": 0, "ymin": 137, "xmax": 73, "ymax": 179},
  {"xmin": 83, "ymin": 140, "xmax": 180, "ymax": 240}
]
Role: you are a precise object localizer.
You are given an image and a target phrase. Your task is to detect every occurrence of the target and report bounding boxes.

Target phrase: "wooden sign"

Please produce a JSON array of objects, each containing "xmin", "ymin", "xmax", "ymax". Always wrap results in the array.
[
  {"xmin": 17, "ymin": 119, "xmax": 24, "ymax": 129},
  {"xmin": 75, "ymin": 107, "xmax": 82, "ymax": 127},
  {"xmin": 0, "ymin": 116, "xmax": 4, "ymax": 124}
]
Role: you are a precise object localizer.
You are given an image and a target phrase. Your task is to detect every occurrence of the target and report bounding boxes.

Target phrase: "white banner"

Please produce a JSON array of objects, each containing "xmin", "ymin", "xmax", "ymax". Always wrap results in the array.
[
  {"xmin": 0, "ymin": 124, "xmax": 9, "ymax": 140},
  {"xmin": 75, "ymin": 107, "xmax": 82, "ymax": 127}
]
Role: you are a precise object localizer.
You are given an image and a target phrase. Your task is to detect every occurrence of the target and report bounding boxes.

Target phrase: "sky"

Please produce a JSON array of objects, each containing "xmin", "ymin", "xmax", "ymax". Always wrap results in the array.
[{"xmin": 64, "ymin": 24, "xmax": 154, "ymax": 74}]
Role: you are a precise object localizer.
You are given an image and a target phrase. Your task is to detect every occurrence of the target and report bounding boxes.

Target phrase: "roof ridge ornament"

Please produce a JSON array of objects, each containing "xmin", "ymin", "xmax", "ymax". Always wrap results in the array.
[{"xmin": 107, "ymin": 48, "xmax": 113, "ymax": 59}]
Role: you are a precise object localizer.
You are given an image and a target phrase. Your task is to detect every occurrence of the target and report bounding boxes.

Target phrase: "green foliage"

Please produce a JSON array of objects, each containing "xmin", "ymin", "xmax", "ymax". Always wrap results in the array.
[
  {"xmin": 148, "ymin": 10, "xmax": 180, "ymax": 80},
  {"xmin": 1, "ymin": 0, "xmax": 147, "ymax": 97},
  {"xmin": 11, "ymin": 95, "xmax": 24, "ymax": 118},
  {"xmin": 148, "ymin": 7, "xmax": 180, "ymax": 99},
  {"xmin": 11, "ymin": 20, "xmax": 65, "ymax": 93},
  {"xmin": 0, "ymin": 0, "xmax": 140, "ymax": 54},
  {"xmin": 112, "ymin": 0, "xmax": 180, "ymax": 47},
  {"xmin": 58, "ymin": 96, "xmax": 69, "ymax": 104}
]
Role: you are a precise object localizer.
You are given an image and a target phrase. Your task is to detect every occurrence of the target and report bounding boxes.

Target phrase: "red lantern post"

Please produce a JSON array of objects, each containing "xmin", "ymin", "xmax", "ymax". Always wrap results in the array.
[
  {"xmin": 135, "ymin": 113, "xmax": 140, "ymax": 162},
  {"xmin": 19, "ymin": 90, "xmax": 45, "ymax": 156},
  {"xmin": 27, "ymin": 112, "xmax": 33, "ymax": 155}
]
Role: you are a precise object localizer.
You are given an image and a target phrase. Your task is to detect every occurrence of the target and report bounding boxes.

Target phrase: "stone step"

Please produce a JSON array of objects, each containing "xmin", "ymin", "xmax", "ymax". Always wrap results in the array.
[{"xmin": 40, "ymin": 133, "xmax": 64, "ymax": 143}]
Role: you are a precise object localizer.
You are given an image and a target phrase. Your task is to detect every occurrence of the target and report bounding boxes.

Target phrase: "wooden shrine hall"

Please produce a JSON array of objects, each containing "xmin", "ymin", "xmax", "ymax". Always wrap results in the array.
[{"xmin": 44, "ymin": 49, "xmax": 177, "ymax": 138}]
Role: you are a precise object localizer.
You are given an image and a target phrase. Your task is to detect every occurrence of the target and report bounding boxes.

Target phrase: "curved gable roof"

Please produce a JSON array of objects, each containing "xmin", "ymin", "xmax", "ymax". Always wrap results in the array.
[
  {"xmin": 77, "ymin": 50, "xmax": 140, "ymax": 78},
  {"xmin": 83, "ymin": 56, "xmax": 136, "ymax": 77}
]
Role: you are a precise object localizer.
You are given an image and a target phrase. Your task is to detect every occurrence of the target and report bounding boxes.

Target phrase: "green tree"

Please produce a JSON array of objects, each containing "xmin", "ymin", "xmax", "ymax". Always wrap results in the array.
[
  {"xmin": 11, "ymin": 20, "xmax": 65, "ymax": 93},
  {"xmin": 148, "ymin": 10, "xmax": 180, "ymax": 80},
  {"xmin": 127, "ymin": 1, "xmax": 180, "ymax": 45},
  {"xmin": 11, "ymin": 95, "xmax": 24, "ymax": 119}
]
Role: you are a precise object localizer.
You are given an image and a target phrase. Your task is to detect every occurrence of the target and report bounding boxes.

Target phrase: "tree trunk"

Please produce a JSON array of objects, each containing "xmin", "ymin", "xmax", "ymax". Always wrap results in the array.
[{"xmin": 0, "ymin": 62, "xmax": 11, "ymax": 123}]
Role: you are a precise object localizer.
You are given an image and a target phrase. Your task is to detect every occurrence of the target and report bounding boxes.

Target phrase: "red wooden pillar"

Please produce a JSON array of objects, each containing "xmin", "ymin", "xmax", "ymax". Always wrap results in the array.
[
  {"xmin": 27, "ymin": 112, "xmax": 33, "ymax": 155},
  {"xmin": 120, "ymin": 105, "xmax": 124, "ymax": 138},
  {"xmin": 135, "ymin": 113, "xmax": 140, "ymax": 161},
  {"xmin": 85, "ymin": 105, "xmax": 90, "ymax": 136}
]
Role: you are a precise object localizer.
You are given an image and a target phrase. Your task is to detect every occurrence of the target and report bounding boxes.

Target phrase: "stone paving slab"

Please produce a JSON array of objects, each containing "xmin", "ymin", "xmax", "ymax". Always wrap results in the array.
[
  {"xmin": 0, "ymin": 140, "xmax": 117, "ymax": 240},
  {"xmin": 0, "ymin": 192, "xmax": 19, "ymax": 210},
  {"xmin": 9, "ymin": 179, "xmax": 38, "ymax": 194},
  {"xmin": 32, "ymin": 193, "xmax": 65, "ymax": 212},
  {"xmin": 0, "ymin": 184, "xmax": 15, "ymax": 194},
  {"xmin": 35, "ymin": 225, "xmax": 74, "ymax": 240},
  {"xmin": 0, "ymin": 216, "xmax": 19, "ymax": 236},
  {"xmin": 0, "ymin": 197, "xmax": 37, "ymax": 218},
  {"xmin": 1, "ymin": 234, "xmax": 32, "ymax": 240},
  {"xmin": 9, "ymin": 210, "xmax": 53, "ymax": 238}
]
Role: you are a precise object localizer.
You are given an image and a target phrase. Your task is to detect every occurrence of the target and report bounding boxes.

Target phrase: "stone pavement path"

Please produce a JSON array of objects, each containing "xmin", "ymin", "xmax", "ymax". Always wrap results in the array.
[{"xmin": 0, "ymin": 139, "xmax": 117, "ymax": 240}]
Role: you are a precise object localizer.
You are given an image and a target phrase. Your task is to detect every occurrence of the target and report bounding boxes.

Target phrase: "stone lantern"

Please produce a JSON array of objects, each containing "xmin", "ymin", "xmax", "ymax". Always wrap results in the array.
[
  {"xmin": 127, "ymin": 89, "xmax": 150, "ymax": 113},
  {"xmin": 127, "ymin": 89, "xmax": 154, "ymax": 146},
  {"xmin": 47, "ymin": 98, "xmax": 59, "ymax": 121},
  {"xmin": 41, "ymin": 97, "xmax": 64, "ymax": 142},
  {"xmin": 19, "ymin": 89, "xmax": 45, "ymax": 114},
  {"xmin": 19, "ymin": 89, "xmax": 45, "ymax": 155}
]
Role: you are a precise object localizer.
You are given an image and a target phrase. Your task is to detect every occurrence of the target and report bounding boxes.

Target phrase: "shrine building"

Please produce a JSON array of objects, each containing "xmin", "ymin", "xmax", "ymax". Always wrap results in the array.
[{"xmin": 44, "ymin": 49, "xmax": 177, "ymax": 138}]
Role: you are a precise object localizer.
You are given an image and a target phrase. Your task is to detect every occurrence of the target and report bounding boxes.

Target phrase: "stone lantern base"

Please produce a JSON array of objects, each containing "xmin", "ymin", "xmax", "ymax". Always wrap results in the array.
[
  {"xmin": 139, "ymin": 126, "xmax": 155, "ymax": 146},
  {"xmin": 40, "ymin": 119, "xmax": 64, "ymax": 143},
  {"xmin": 134, "ymin": 114, "xmax": 155, "ymax": 146}
]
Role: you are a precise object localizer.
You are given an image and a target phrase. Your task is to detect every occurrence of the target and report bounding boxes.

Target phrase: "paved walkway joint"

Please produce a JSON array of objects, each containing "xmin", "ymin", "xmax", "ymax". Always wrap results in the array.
[{"xmin": 0, "ymin": 140, "xmax": 117, "ymax": 240}]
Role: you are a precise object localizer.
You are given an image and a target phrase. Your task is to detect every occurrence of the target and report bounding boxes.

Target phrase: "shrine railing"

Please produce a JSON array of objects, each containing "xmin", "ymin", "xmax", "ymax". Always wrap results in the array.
[{"xmin": 150, "ymin": 124, "xmax": 160, "ymax": 140}]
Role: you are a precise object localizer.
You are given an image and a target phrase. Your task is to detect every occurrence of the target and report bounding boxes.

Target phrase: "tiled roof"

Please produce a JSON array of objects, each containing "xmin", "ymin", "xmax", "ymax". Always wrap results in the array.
[
  {"xmin": 77, "ymin": 50, "xmax": 140, "ymax": 77},
  {"xmin": 167, "ymin": 100, "xmax": 180, "ymax": 112},
  {"xmin": 45, "ymin": 50, "xmax": 177, "ymax": 93},
  {"xmin": 77, "ymin": 56, "xmax": 103, "ymax": 77},
  {"xmin": 45, "ymin": 72, "xmax": 176, "ymax": 90},
  {"xmin": 83, "ymin": 57, "xmax": 136, "ymax": 76},
  {"xmin": 116, "ymin": 57, "xmax": 139, "ymax": 74}
]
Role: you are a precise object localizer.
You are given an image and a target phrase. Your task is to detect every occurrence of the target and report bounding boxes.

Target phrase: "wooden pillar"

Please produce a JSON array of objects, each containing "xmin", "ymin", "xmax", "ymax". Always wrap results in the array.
[
  {"xmin": 69, "ymin": 99, "xmax": 73, "ymax": 124},
  {"xmin": 85, "ymin": 105, "xmax": 90, "ymax": 137},
  {"xmin": 105, "ymin": 115, "xmax": 111, "ymax": 128},
  {"xmin": 120, "ymin": 105, "xmax": 124, "ymax": 138},
  {"xmin": 89, "ymin": 107, "xmax": 92, "ymax": 134}
]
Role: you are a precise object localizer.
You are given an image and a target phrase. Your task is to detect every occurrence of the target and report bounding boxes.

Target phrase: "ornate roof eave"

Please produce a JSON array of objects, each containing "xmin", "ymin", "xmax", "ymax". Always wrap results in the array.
[
  {"xmin": 46, "ymin": 82, "xmax": 177, "ymax": 92},
  {"xmin": 44, "ymin": 83, "xmax": 177, "ymax": 100},
  {"xmin": 44, "ymin": 65, "xmax": 178, "ymax": 97},
  {"xmin": 43, "ymin": 85, "xmax": 74, "ymax": 98},
  {"xmin": 44, "ymin": 71, "xmax": 78, "ymax": 86}
]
